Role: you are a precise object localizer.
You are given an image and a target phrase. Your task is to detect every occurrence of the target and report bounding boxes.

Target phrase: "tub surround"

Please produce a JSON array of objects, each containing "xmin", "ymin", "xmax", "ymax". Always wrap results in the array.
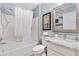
[{"xmin": 0, "ymin": 3, "xmax": 15, "ymax": 16}]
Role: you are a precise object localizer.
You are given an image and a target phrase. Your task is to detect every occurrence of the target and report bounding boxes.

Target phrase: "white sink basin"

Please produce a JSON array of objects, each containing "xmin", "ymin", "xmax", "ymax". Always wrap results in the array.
[
  {"xmin": 65, "ymin": 39, "xmax": 75, "ymax": 42},
  {"xmin": 45, "ymin": 37, "xmax": 76, "ymax": 49},
  {"xmin": 51, "ymin": 37, "xmax": 62, "ymax": 40}
]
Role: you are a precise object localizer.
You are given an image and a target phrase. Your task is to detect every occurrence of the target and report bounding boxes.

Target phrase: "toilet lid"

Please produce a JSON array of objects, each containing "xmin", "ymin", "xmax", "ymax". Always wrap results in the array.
[{"xmin": 32, "ymin": 45, "xmax": 45, "ymax": 52}]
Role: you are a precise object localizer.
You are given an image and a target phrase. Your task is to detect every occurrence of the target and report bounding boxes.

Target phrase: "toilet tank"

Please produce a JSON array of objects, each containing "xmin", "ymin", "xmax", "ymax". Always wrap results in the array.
[{"xmin": 41, "ymin": 36, "xmax": 47, "ymax": 46}]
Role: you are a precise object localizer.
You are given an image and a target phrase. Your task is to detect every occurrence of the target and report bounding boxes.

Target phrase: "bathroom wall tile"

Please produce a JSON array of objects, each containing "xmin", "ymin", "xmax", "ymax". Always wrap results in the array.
[{"xmin": 0, "ymin": 3, "xmax": 15, "ymax": 16}]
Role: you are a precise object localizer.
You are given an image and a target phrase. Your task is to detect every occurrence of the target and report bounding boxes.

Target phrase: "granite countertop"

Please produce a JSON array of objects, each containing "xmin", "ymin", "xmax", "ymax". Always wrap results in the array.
[{"xmin": 44, "ymin": 37, "xmax": 79, "ymax": 50}]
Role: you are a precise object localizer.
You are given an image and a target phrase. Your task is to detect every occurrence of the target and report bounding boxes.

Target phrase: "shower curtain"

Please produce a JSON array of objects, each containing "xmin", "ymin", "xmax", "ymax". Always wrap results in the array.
[{"xmin": 15, "ymin": 7, "xmax": 33, "ymax": 41}]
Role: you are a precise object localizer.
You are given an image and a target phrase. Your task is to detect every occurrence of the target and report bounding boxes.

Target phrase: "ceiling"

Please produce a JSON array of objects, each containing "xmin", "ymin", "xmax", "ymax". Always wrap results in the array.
[{"xmin": 13, "ymin": 3, "xmax": 39, "ymax": 10}]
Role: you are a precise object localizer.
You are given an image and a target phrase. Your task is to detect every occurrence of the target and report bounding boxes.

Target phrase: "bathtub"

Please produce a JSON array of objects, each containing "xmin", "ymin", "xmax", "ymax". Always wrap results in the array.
[{"xmin": 0, "ymin": 40, "xmax": 37, "ymax": 56}]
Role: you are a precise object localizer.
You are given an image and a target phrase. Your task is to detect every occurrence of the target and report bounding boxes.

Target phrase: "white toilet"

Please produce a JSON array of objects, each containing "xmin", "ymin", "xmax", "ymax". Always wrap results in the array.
[
  {"xmin": 32, "ymin": 37, "xmax": 47, "ymax": 56},
  {"xmin": 32, "ymin": 45, "xmax": 46, "ymax": 56}
]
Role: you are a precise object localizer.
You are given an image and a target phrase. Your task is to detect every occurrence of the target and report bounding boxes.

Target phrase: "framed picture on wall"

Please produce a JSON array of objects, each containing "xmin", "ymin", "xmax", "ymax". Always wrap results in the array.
[{"xmin": 42, "ymin": 12, "xmax": 51, "ymax": 30}]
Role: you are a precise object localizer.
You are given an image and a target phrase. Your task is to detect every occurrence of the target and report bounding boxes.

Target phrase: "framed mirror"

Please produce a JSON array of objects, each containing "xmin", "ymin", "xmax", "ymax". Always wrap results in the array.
[
  {"xmin": 53, "ymin": 3, "xmax": 77, "ymax": 32},
  {"xmin": 42, "ymin": 12, "xmax": 51, "ymax": 30}
]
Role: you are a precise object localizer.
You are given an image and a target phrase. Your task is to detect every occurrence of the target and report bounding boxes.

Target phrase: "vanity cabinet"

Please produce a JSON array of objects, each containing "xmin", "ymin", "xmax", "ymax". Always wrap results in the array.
[
  {"xmin": 47, "ymin": 41, "xmax": 76, "ymax": 56},
  {"xmin": 53, "ymin": 3, "xmax": 79, "ymax": 32},
  {"xmin": 76, "ymin": 50, "xmax": 79, "ymax": 56},
  {"xmin": 47, "ymin": 48, "xmax": 62, "ymax": 56}
]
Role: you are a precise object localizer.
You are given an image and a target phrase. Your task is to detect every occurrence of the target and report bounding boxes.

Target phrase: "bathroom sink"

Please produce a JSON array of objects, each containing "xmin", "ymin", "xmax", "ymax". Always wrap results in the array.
[
  {"xmin": 45, "ymin": 37, "xmax": 75, "ymax": 43},
  {"xmin": 0, "ymin": 42, "xmax": 6, "ymax": 46},
  {"xmin": 0, "ymin": 37, "xmax": 6, "ymax": 46},
  {"xmin": 51, "ymin": 37, "xmax": 75, "ymax": 43},
  {"xmin": 51, "ymin": 37, "xmax": 63, "ymax": 40},
  {"xmin": 45, "ymin": 37, "xmax": 64, "ymax": 42},
  {"xmin": 65, "ymin": 39, "xmax": 75, "ymax": 43},
  {"xmin": 45, "ymin": 37, "xmax": 76, "ymax": 49}
]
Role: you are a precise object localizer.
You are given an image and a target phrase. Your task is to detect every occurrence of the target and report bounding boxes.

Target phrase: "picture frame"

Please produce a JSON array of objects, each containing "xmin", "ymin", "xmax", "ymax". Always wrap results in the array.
[{"xmin": 42, "ymin": 12, "xmax": 51, "ymax": 30}]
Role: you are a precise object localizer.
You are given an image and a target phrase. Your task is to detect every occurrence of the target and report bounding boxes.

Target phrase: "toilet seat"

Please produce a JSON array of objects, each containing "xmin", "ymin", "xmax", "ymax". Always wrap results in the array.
[{"xmin": 32, "ymin": 45, "xmax": 45, "ymax": 54}]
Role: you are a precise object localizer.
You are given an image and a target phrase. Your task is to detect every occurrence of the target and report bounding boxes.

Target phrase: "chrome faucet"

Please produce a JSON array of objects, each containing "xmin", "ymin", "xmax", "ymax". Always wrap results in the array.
[
  {"xmin": 0, "ymin": 37, "xmax": 3, "ymax": 42},
  {"xmin": 75, "ymin": 38, "xmax": 79, "ymax": 42},
  {"xmin": 63, "ymin": 34, "xmax": 67, "ymax": 39},
  {"xmin": 0, "ymin": 37, "xmax": 6, "ymax": 45}
]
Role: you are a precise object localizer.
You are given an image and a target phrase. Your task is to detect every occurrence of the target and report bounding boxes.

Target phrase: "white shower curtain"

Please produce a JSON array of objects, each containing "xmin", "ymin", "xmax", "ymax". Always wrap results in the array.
[{"xmin": 15, "ymin": 7, "xmax": 33, "ymax": 41}]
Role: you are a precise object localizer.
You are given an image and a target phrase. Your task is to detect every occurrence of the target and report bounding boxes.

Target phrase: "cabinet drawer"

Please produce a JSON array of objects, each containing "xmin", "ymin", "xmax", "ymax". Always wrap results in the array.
[
  {"xmin": 47, "ymin": 48, "xmax": 62, "ymax": 56},
  {"xmin": 76, "ymin": 50, "xmax": 79, "ymax": 56},
  {"xmin": 47, "ymin": 41, "xmax": 76, "ymax": 56}
]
